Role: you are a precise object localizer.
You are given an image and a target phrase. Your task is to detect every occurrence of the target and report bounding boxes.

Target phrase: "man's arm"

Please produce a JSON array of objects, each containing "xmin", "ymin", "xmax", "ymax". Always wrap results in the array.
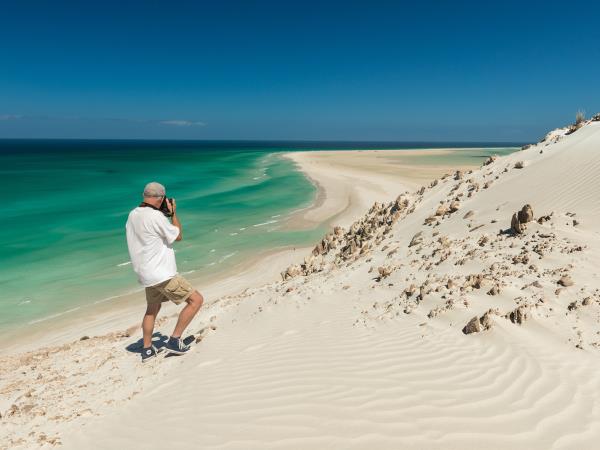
[{"xmin": 169, "ymin": 199, "xmax": 183, "ymax": 241}]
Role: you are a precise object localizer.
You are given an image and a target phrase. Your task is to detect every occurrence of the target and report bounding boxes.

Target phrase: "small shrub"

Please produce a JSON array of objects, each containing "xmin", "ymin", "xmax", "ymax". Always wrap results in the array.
[{"xmin": 567, "ymin": 110, "xmax": 586, "ymax": 134}]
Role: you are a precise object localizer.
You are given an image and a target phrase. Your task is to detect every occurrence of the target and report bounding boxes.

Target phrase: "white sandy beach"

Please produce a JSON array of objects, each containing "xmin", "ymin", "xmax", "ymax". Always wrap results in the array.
[{"xmin": 3, "ymin": 119, "xmax": 600, "ymax": 449}]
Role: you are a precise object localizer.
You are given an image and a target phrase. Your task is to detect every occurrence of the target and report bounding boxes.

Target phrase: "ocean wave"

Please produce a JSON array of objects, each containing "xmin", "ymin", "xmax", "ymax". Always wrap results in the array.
[
  {"xmin": 28, "ymin": 307, "xmax": 82, "ymax": 325},
  {"xmin": 93, "ymin": 287, "xmax": 144, "ymax": 305},
  {"xmin": 117, "ymin": 261, "xmax": 132, "ymax": 267},
  {"xmin": 229, "ymin": 232, "xmax": 239, "ymax": 236},
  {"xmin": 253, "ymin": 219, "xmax": 278, "ymax": 227},
  {"xmin": 218, "ymin": 251, "xmax": 238, "ymax": 263}
]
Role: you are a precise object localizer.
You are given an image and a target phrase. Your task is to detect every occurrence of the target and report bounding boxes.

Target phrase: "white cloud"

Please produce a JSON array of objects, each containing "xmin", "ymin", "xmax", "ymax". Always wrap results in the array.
[
  {"xmin": 0, "ymin": 114, "xmax": 23, "ymax": 121},
  {"xmin": 159, "ymin": 120, "xmax": 206, "ymax": 127}
]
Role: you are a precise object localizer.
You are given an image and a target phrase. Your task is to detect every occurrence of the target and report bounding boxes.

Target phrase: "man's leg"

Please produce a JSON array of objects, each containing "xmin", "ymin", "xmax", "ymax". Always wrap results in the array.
[
  {"xmin": 142, "ymin": 302, "xmax": 162, "ymax": 348},
  {"xmin": 171, "ymin": 291, "xmax": 204, "ymax": 338}
]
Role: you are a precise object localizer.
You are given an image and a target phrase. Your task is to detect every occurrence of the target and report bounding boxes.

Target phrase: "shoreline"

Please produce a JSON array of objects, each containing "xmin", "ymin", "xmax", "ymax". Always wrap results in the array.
[{"xmin": 0, "ymin": 147, "xmax": 508, "ymax": 354}]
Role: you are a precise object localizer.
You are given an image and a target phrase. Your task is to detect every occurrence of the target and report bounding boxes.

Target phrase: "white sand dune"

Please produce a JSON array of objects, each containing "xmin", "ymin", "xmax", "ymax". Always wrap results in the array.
[
  {"xmin": 60, "ymin": 294, "xmax": 600, "ymax": 450},
  {"xmin": 3, "ymin": 119, "xmax": 600, "ymax": 449}
]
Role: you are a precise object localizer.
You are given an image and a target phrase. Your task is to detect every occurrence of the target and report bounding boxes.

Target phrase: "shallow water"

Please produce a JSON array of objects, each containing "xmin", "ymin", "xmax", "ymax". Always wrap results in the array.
[{"xmin": 0, "ymin": 140, "xmax": 520, "ymax": 333}]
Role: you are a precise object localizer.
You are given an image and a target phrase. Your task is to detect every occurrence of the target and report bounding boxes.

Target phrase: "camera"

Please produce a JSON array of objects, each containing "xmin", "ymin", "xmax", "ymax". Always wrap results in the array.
[{"xmin": 159, "ymin": 197, "xmax": 174, "ymax": 217}]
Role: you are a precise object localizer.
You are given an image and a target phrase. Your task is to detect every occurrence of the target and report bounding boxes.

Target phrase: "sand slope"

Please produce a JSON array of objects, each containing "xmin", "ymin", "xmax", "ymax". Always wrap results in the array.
[{"xmin": 3, "ymin": 120, "xmax": 600, "ymax": 449}]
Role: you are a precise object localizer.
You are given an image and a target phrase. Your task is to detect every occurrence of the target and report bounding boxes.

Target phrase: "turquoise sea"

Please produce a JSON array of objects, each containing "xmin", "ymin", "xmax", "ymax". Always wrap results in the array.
[{"xmin": 0, "ymin": 140, "xmax": 520, "ymax": 334}]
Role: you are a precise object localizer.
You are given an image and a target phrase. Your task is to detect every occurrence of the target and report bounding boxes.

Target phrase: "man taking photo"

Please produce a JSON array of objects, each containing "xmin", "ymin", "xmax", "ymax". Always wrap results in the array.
[{"xmin": 126, "ymin": 182, "xmax": 204, "ymax": 363}]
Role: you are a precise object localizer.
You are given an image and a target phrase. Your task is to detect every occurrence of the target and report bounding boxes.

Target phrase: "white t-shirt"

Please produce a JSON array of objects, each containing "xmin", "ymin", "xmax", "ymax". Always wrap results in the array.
[{"xmin": 125, "ymin": 206, "xmax": 180, "ymax": 287}]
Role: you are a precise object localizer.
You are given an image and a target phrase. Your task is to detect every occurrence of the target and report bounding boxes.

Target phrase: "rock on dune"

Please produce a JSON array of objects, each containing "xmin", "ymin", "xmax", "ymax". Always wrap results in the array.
[
  {"xmin": 435, "ymin": 204, "xmax": 448, "ymax": 216},
  {"xmin": 462, "ymin": 316, "xmax": 481, "ymax": 334},
  {"xmin": 511, "ymin": 213, "xmax": 523, "ymax": 234},
  {"xmin": 558, "ymin": 275, "xmax": 574, "ymax": 287},
  {"xmin": 408, "ymin": 232, "xmax": 423, "ymax": 248},
  {"xmin": 511, "ymin": 204, "xmax": 534, "ymax": 234},
  {"xmin": 487, "ymin": 285, "xmax": 500, "ymax": 296},
  {"xmin": 483, "ymin": 155, "xmax": 497, "ymax": 166},
  {"xmin": 518, "ymin": 204, "xmax": 534, "ymax": 224},
  {"xmin": 507, "ymin": 305, "xmax": 529, "ymax": 325},
  {"xmin": 462, "ymin": 310, "xmax": 496, "ymax": 334},
  {"xmin": 378, "ymin": 266, "xmax": 393, "ymax": 279}
]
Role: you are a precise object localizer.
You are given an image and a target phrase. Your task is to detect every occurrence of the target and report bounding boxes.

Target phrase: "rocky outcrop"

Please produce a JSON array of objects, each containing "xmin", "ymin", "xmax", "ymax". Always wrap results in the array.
[{"xmin": 281, "ymin": 194, "xmax": 412, "ymax": 280}]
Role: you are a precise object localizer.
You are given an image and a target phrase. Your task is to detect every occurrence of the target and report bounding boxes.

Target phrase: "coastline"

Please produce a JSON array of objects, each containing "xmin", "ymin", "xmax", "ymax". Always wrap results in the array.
[
  {"xmin": 0, "ymin": 147, "xmax": 493, "ymax": 352},
  {"xmin": 18, "ymin": 128, "xmax": 600, "ymax": 449},
  {"xmin": 282, "ymin": 148, "xmax": 491, "ymax": 228}
]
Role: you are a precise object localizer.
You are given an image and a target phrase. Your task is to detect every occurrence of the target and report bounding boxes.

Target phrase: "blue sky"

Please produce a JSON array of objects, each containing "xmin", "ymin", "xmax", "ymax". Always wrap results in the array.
[{"xmin": 1, "ymin": 0, "xmax": 599, "ymax": 141}]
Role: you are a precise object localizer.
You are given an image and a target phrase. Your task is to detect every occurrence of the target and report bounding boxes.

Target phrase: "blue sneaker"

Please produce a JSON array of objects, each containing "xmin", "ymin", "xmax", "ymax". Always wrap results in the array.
[
  {"xmin": 165, "ymin": 336, "xmax": 191, "ymax": 355},
  {"xmin": 141, "ymin": 345, "xmax": 160, "ymax": 363}
]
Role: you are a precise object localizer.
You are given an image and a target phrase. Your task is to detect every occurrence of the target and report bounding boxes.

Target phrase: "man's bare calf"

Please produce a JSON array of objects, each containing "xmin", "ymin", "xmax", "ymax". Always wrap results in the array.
[
  {"xmin": 141, "ymin": 291, "xmax": 203, "ymax": 349},
  {"xmin": 172, "ymin": 290, "xmax": 204, "ymax": 338}
]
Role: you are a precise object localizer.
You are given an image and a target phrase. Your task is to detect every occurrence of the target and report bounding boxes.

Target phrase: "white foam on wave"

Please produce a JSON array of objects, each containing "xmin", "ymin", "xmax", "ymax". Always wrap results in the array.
[
  {"xmin": 93, "ymin": 287, "xmax": 144, "ymax": 305},
  {"xmin": 117, "ymin": 261, "xmax": 131, "ymax": 267},
  {"xmin": 28, "ymin": 307, "xmax": 82, "ymax": 325},
  {"xmin": 229, "ymin": 232, "xmax": 239, "ymax": 236},
  {"xmin": 253, "ymin": 219, "xmax": 278, "ymax": 228},
  {"xmin": 218, "ymin": 252, "xmax": 238, "ymax": 263}
]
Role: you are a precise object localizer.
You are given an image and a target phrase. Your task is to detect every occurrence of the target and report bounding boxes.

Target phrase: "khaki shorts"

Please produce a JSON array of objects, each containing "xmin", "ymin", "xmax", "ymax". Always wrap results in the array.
[{"xmin": 145, "ymin": 275, "xmax": 195, "ymax": 305}]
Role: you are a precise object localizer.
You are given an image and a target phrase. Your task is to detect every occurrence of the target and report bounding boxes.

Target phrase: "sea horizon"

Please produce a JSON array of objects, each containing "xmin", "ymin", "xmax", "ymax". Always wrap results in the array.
[{"xmin": 0, "ymin": 137, "xmax": 526, "ymax": 148}]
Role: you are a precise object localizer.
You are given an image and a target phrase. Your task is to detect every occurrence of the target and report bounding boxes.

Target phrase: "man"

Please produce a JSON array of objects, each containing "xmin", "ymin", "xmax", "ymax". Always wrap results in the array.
[{"xmin": 126, "ymin": 182, "xmax": 204, "ymax": 362}]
